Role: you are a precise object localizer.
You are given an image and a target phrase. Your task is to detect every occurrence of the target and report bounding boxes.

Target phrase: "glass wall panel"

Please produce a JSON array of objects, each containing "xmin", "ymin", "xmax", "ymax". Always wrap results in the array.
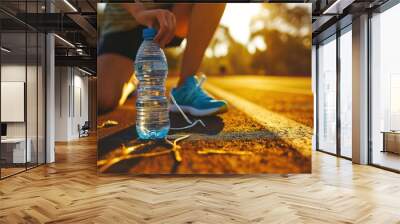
[
  {"xmin": 38, "ymin": 32, "xmax": 45, "ymax": 165},
  {"xmin": 0, "ymin": 1, "xmax": 46, "ymax": 179},
  {"xmin": 1, "ymin": 30, "xmax": 27, "ymax": 177},
  {"xmin": 317, "ymin": 36, "xmax": 337, "ymax": 154},
  {"xmin": 27, "ymin": 30, "xmax": 38, "ymax": 169},
  {"xmin": 339, "ymin": 28, "xmax": 352, "ymax": 158},
  {"xmin": 26, "ymin": 0, "xmax": 40, "ymax": 169},
  {"xmin": 371, "ymin": 3, "xmax": 400, "ymax": 171}
]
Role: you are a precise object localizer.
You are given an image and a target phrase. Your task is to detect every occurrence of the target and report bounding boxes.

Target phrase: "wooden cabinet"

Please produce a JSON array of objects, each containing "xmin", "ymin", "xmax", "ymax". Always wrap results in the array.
[{"xmin": 382, "ymin": 132, "xmax": 400, "ymax": 154}]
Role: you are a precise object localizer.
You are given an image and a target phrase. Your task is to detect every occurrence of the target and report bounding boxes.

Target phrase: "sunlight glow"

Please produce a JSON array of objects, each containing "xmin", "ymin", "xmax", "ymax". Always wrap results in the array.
[
  {"xmin": 214, "ymin": 43, "xmax": 228, "ymax": 57},
  {"xmin": 248, "ymin": 36, "xmax": 267, "ymax": 54},
  {"xmin": 220, "ymin": 3, "xmax": 262, "ymax": 45}
]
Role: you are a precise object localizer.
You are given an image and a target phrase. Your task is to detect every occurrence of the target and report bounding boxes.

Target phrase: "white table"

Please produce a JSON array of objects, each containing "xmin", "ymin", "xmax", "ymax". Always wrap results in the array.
[{"xmin": 1, "ymin": 138, "xmax": 31, "ymax": 163}]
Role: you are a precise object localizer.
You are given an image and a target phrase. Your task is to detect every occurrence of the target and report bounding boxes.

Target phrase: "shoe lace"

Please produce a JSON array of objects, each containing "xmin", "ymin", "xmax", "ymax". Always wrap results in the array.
[
  {"xmin": 169, "ymin": 74, "xmax": 207, "ymax": 130},
  {"xmin": 192, "ymin": 74, "xmax": 212, "ymax": 101}
]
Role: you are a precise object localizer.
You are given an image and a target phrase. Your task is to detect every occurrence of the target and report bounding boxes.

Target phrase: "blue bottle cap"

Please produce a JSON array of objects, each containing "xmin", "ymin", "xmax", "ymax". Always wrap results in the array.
[{"xmin": 143, "ymin": 28, "xmax": 157, "ymax": 40}]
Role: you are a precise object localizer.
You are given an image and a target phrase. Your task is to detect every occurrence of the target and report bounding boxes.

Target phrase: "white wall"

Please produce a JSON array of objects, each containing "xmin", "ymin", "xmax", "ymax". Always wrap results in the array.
[
  {"xmin": 54, "ymin": 67, "xmax": 89, "ymax": 141},
  {"xmin": 1, "ymin": 63, "xmax": 46, "ymax": 163},
  {"xmin": 55, "ymin": 67, "xmax": 69, "ymax": 141},
  {"xmin": 0, "ymin": 65, "xmax": 39, "ymax": 138}
]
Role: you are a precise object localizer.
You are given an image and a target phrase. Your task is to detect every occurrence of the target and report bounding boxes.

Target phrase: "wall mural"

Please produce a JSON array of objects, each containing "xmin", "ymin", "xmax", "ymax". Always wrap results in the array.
[{"xmin": 97, "ymin": 3, "xmax": 313, "ymax": 174}]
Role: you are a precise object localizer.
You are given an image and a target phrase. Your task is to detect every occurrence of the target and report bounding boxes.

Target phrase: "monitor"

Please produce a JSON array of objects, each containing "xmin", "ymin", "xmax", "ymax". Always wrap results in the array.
[{"xmin": 1, "ymin": 123, "xmax": 7, "ymax": 137}]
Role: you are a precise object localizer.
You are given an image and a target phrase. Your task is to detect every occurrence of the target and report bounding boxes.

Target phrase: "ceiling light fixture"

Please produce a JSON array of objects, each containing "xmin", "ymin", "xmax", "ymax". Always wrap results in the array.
[
  {"xmin": 1, "ymin": 47, "xmax": 11, "ymax": 53},
  {"xmin": 78, "ymin": 67, "xmax": 93, "ymax": 76},
  {"xmin": 54, "ymin": 34, "xmax": 75, "ymax": 48},
  {"xmin": 63, "ymin": 0, "xmax": 78, "ymax": 12},
  {"xmin": 323, "ymin": 0, "xmax": 354, "ymax": 15}
]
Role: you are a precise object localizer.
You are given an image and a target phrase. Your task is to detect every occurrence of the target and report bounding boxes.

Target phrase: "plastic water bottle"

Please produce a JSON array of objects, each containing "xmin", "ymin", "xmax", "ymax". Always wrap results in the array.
[{"xmin": 135, "ymin": 28, "xmax": 170, "ymax": 139}]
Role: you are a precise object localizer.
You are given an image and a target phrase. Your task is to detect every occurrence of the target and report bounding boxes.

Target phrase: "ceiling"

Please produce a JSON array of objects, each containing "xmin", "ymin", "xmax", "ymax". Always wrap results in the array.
[
  {"xmin": 310, "ymin": 0, "xmax": 389, "ymax": 39},
  {"xmin": 0, "ymin": 0, "xmax": 97, "ymax": 74},
  {"xmin": 1, "ymin": 0, "xmax": 394, "ymax": 75}
]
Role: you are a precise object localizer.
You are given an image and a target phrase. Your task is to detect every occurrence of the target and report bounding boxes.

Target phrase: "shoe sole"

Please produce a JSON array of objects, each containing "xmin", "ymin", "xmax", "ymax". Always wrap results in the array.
[{"xmin": 169, "ymin": 104, "xmax": 228, "ymax": 117}]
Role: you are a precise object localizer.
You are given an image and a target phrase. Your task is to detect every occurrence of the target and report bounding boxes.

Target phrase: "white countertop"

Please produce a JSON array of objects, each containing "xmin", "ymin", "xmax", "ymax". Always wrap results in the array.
[{"xmin": 1, "ymin": 138, "xmax": 29, "ymax": 143}]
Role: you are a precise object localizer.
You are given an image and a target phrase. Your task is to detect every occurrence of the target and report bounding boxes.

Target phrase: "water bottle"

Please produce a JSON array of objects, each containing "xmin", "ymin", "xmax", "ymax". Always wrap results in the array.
[{"xmin": 135, "ymin": 28, "xmax": 170, "ymax": 139}]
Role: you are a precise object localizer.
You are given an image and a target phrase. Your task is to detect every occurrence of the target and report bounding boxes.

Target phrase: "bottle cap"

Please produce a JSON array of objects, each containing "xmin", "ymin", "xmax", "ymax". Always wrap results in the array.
[{"xmin": 143, "ymin": 28, "xmax": 157, "ymax": 40}]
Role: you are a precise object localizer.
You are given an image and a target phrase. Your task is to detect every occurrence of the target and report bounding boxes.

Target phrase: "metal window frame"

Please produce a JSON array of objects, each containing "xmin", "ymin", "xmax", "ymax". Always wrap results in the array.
[
  {"xmin": 315, "ymin": 0, "xmax": 400, "ymax": 173},
  {"xmin": 315, "ymin": 18, "xmax": 353, "ymax": 161},
  {"xmin": 337, "ymin": 23, "xmax": 353, "ymax": 160},
  {"xmin": 367, "ymin": 0, "xmax": 400, "ymax": 173}
]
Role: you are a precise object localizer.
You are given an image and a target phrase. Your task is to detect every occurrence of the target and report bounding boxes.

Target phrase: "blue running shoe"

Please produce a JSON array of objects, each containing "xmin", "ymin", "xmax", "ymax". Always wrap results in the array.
[{"xmin": 170, "ymin": 75, "xmax": 228, "ymax": 117}]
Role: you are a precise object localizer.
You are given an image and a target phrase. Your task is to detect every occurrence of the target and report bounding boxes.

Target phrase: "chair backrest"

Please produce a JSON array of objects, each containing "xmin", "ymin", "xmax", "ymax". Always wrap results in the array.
[{"xmin": 82, "ymin": 121, "xmax": 90, "ymax": 129}]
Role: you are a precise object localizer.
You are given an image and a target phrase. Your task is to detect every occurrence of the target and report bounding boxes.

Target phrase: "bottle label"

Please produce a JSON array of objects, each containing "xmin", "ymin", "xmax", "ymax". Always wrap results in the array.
[{"xmin": 136, "ymin": 61, "xmax": 167, "ymax": 73}]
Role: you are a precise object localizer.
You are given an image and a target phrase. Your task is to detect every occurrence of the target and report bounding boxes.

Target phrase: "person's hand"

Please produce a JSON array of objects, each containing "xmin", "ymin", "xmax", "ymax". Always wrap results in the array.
[{"xmin": 134, "ymin": 9, "xmax": 176, "ymax": 48}]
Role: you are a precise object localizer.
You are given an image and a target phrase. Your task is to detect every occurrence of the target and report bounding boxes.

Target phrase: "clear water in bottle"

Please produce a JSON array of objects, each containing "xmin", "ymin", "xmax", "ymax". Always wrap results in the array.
[{"xmin": 135, "ymin": 28, "xmax": 170, "ymax": 139}]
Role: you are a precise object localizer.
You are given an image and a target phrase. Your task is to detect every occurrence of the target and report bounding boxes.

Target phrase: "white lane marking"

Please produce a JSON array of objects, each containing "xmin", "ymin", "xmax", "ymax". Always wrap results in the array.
[
  {"xmin": 205, "ymin": 83, "xmax": 313, "ymax": 158},
  {"xmin": 222, "ymin": 83, "xmax": 312, "ymax": 95},
  {"xmin": 208, "ymin": 78, "xmax": 312, "ymax": 95}
]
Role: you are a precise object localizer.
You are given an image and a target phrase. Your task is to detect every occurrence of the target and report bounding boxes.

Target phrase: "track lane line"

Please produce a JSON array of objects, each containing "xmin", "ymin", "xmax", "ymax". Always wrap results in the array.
[
  {"xmin": 208, "ymin": 79, "xmax": 312, "ymax": 95},
  {"xmin": 204, "ymin": 82, "xmax": 312, "ymax": 158}
]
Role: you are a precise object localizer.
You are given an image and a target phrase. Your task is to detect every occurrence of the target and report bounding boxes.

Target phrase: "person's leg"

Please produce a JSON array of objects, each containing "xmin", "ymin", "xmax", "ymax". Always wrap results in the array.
[
  {"xmin": 171, "ymin": 4, "xmax": 193, "ymax": 38},
  {"xmin": 98, "ymin": 5, "xmax": 192, "ymax": 113},
  {"xmin": 169, "ymin": 4, "xmax": 228, "ymax": 117},
  {"xmin": 178, "ymin": 3, "xmax": 226, "ymax": 87},
  {"xmin": 98, "ymin": 54, "xmax": 133, "ymax": 113},
  {"xmin": 98, "ymin": 27, "xmax": 144, "ymax": 113}
]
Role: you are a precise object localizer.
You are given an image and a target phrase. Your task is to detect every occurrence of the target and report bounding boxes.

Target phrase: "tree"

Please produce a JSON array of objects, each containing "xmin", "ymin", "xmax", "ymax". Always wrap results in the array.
[
  {"xmin": 167, "ymin": 3, "xmax": 312, "ymax": 76},
  {"xmin": 250, "ymin": 4, "xmax": 312, "ymax": 76}
]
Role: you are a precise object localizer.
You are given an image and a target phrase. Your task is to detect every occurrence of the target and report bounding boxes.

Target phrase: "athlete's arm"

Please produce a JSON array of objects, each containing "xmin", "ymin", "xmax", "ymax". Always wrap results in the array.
[{"xmin": 122, "ymin": 3, "xmax": 176, "ymax": 48}]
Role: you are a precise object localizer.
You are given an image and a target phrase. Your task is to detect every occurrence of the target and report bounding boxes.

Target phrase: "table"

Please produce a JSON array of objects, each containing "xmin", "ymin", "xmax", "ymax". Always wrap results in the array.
[
  {"xmin": 381, "ymin": 131, "xmax": 400, "ymax": 154},
  {"xmin": 1, "ymin": 138, "xmax": 31, "ymax": 164}
]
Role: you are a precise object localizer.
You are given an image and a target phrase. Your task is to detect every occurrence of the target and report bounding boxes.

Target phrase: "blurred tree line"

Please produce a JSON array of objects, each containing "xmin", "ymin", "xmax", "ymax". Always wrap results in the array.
[{"xmin": 165, "ymin": 3, "xmax": 311, "ymax": 76}]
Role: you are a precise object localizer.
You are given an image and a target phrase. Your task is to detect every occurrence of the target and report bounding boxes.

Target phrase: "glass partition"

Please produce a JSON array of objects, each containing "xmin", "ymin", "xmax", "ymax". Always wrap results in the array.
[
  {"xmin": 0, "ymin": 1, "xmax": 46, "ymax": 179},
  {"xmin": 27, "ymin": 30, "xmax": 38, "ymax": 169},
  {"xmin": 370, "ymin": 3, "xmax": 400, "ymax": 171},
  {"xmin": 1, "ymin": 30, "xmax": 27, "ymax": 177},
  {"xmin": 317, "ymin": 35, "xmax": 337, "ymax": 154},
  {"xmin": 38, "ymin": 32, "xmax": 45, "ymax": 165},
  {"xmin": 339, "ymin": 27, "xmax": 352, "ymax": 158}
]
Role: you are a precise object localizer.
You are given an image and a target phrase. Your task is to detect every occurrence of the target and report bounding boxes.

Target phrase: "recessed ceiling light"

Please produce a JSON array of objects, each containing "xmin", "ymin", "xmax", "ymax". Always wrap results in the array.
[
  {"xmin": 63, "ymin": 0, "xmax": 78, "ymax": 12},
  {"xmin": 323, "ymin": 0, "xmax": 354, "ymax": 15},
  {"xmin": 1, "ymin": 47, "xmax": 11, "ymax": 53},
  {"xmin": 78, "ymin": 67, "xmax": 93, "ymax": 76},
  {"xmin": 54, "ymin": 34, "xmax": 75, "ymax": 48}
]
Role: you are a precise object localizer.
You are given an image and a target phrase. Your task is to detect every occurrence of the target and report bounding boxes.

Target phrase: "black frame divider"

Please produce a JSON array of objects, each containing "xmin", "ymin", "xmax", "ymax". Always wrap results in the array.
[
  {"xmin": 367, "ymin": 10, "xmax": 373, "ymax": 166},
  {"xmin": 315, "ymin": 44, "xmax": 319, "ymax": 152},
  {"xmin": 336, "ymin": 22, "xmax": 341, "ymax": 157},
  {"xmin": 36, "ymin": 0, "xmax": 39, "ymax": 168},
  {"xmin": 25, "ymin": 0, "xmax": 28, "ymax": 172}
]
